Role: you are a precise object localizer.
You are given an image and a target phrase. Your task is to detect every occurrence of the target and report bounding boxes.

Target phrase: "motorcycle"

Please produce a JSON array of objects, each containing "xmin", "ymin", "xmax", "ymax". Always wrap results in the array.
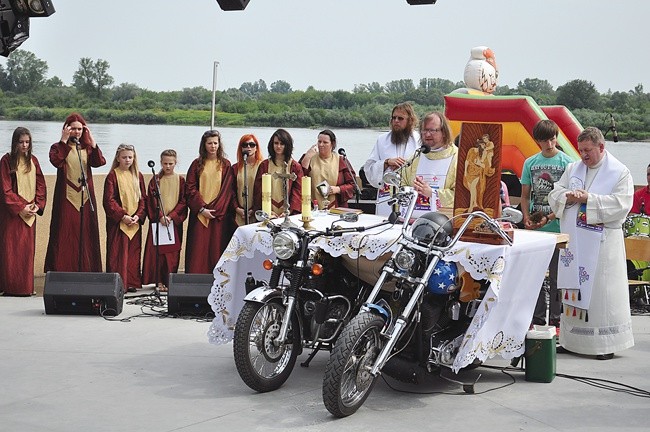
[
  {"xmin": 233, "ymin": 211, "xmax": 394, "ymax": 392},
  {"xmin": 322, "ymin": 173, "xmax": 522, "ymax": 417}
]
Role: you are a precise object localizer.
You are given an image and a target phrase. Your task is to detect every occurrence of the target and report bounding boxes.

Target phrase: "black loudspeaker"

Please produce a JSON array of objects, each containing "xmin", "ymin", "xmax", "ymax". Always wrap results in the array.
[
  {"xmin": 10, "ymin": 0, "xmax": 56, "ymax": 17},
  {"xmin": 167, "ymin": 273, "xmax": 215, "ymax": 317},
  {"xmin": 406, "ymin": 0, "xmax": 437, "ymax": 4},
  {"xmin": 215, "ymin": 0, "xmax": 250, "ymax": 11},
  {"xmin": 0, "ymin": 6, "xmax": 29, "ymax": 57},
  {"xmin": 43, "ymin": 272, "xmax": 124, "ymax": 316}
]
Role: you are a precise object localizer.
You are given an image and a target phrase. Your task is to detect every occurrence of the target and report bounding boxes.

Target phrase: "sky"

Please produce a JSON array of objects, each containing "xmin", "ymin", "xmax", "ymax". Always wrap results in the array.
[{"xmin": 2, "ymin": 0, "xmax": 649, "ymax": 94}]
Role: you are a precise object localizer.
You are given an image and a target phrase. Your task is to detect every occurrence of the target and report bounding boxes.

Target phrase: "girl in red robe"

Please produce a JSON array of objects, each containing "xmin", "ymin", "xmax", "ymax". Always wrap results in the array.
[
  {"xmin": 185, "ymin": 130, "xmax": 235, "ymax": 274},
  {"xmin": 0, "ymin": 127, "xmax": 47, "ymax": 296},
  {"xmin": 252, "ymin": 129, "xmax": 303, "ymax": 217},
  {"xmin": 231, "ymin": 134, "xmax": 263, "ymax": 226},
  {"xmin": 103, "ymin": 144, "xmax": 147, "ymax": 292},
  {"xmin": 45, "ymin": 113, "xmax": 106, "ymax": 273},
  {"xmin": 142, "ymin": 149, "xmax": 188, "ymax": 290}
]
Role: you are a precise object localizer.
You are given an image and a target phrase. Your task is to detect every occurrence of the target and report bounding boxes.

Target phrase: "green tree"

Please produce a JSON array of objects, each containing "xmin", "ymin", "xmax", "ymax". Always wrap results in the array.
[
  {"xmin": 270, "ymin": 80, "xmax": 292, "ymax": 94},
  {"xmin": 73, "ymin": 57, "xmax": 114, "ymax": 98},
  {"xmin": 2, "ymin": 50, "xmax": 48, "ymax": 93},
  {"xmin": 385, "ymin": 79, "xmax": 415, "ymax": 94},
  {"xmin": 354, "ymin": 82, "xmax": 384, "ymax": 94},
  {"xmin": 112, "ymin": 82, "xmax": 142, "ymax": 102},
  {"xmin": 239, "ymin": 79, "xmax": 268, "ymax": 96},
  {"xmin": 556, "ymin": 79, "xmax": 600, "ymax": 110},
  {"xmin": 516, "ymin": 78, "xmax": 555, "ymax": 104}
]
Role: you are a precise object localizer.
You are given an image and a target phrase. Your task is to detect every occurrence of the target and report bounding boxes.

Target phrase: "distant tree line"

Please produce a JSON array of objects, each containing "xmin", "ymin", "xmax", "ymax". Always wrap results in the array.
[{"xmin": 1, "ymin": 50, "xmax": 649, "ymax": 140}]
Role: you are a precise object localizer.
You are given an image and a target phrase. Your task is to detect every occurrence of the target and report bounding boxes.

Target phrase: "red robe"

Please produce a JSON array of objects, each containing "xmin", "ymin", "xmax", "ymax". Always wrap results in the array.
[
  {"xmin": 252, "ymin": 159, "xmax": 304, "ymax": 215},
  {"xmin": 142, "ymin": 174, "xmax": 188, "ymax": 286},
  {"xmin": 103, "ymin": 170, "xmax": 147, "ymax": 290},
  {"xmin": 0, "ymin": 155, "xmax": 47, "ymax": 296},
  {"xmin": 300, "ymin": 154, "xmax": 356, "ymax": 208},
  {"xmin": 45, "ymin": 141, "xmax": 106, "ymax": 273},
  {"xmin": 185, "ymin": 158, "xmax": 235, "ymax": 274}
]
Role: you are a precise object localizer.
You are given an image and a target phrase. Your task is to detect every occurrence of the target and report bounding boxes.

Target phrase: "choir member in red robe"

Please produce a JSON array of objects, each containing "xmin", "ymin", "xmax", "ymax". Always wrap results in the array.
[
  {"xmin": 45, "ymin": 113, "xmax": 106, "ymax": 273},
  {"xmin": 185, "ymin": 130, "xmax": 235, "ymax": 274},
  {"xmin": 103, "ymin": 144, "xmax": 147, "ymax": 292},
  {"xmin": 300, "ymin": 129, "xmax": 356, "ymax": 209},
  {"xmin": 252, "ymin": 129, "xmax": 303, "ymax": 217},
  {"xmin": 142, "ymin": 149, "xmax": 187, "ymax": 290},
  {"xmin": 0, "ymin": 127, "xmax": 47, "ymax": 296},
  {"xmin": 231, "ymin": 134, "xmax": 263, "ymax": 226}
]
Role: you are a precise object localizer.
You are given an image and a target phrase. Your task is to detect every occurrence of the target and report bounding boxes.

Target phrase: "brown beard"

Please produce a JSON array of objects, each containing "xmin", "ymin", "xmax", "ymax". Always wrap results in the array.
[{"xmin": 390, "ymin": 128, "xmax": 412, "ymax": 145}]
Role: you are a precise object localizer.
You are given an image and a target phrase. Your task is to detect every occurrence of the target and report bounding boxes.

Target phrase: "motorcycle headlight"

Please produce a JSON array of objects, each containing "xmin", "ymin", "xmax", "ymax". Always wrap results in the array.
[
  {"xmin": 394, "ymin": 249, "xmax": 416, "ymax": 271},
  {"xmin": 272, "ymin": 231, "xmax": 300, "ymax": 260}
]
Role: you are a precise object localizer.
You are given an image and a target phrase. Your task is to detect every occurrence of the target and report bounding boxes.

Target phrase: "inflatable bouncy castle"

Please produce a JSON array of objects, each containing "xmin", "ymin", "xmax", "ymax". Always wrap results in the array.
[{"xmin": 445, "ymin": 46, "xmax": 581, "ymax": 181}]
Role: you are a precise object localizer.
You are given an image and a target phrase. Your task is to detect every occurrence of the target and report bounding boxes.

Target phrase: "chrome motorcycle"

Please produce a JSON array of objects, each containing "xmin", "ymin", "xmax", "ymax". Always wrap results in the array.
[
  {"xmin": 233, "ymin": 212, "xmax": 392, "ymax": 392},
  {"xmin": 322, "ymin": 174, "xmax": 521, "ymax": 417}
]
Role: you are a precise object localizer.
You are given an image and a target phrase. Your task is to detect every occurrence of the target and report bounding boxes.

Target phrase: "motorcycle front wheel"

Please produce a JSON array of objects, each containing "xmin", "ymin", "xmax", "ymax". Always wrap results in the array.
[
  {"xmin": 233, "ymin": 301, "xmax": 299, "ymax": 392},
  {"xmin": 322, "ymin": 311, "xmax": 385, "ymax": 417}
]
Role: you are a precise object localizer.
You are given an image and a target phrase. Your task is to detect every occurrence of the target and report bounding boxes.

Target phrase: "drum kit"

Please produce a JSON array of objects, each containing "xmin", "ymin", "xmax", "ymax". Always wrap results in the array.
[{"xmin": 624, "ymin": 214, "xmax": 650, "ymax": 311}]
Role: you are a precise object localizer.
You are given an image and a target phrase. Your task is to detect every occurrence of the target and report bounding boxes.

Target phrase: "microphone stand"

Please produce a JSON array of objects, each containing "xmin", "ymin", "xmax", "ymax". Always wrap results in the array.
[
  {"xmin": 74, "ymin": 138, "xmax": 94, "ymax": 272},
  {"xmin": 390, "ymin": 146, "xmax": 425, "ymax": 215},
  {"xmin": 149, "ymin": 163, "xmax": 172, "ymax": 298},
  {"xmin": 242, "ymin": 152, "xmax": 250, "ymax": 225}
]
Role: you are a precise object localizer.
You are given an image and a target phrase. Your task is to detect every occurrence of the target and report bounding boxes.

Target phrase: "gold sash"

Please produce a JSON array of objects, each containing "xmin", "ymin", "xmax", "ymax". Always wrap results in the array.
[
  {"xmin": 16, "ymin": 158, "xmax": 36, "ymax": 227},
  {"xmin": 309, "ymin": 153, "xmax": 338, "ymax": 208},
  {"xmin": 198, "ymin": 159, "xmax": 222, "ymax": 227},
  {"xmin": 116, "ymin": 169, "xmax": 140, "ymax": 240},
  {"xmin": 236, "ymin": 161, "xmax": 260, "ymax": 225},
  {"xmin": 65, "ymin": 145, "xmax": 89, "ymax": 210},
  {"xmin": 160, "ymin": 174, "xmax": 180, "ymax": 217},
  {"xmin": 268, "ymin": 159, "xmax": 292, "ymax": 215}
]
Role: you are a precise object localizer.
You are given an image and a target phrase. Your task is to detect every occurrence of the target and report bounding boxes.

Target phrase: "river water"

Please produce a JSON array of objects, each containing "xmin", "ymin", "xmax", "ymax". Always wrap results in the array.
[{"xmin": 0, "ymin": 120, "xmax": 648, "ymax": 186}]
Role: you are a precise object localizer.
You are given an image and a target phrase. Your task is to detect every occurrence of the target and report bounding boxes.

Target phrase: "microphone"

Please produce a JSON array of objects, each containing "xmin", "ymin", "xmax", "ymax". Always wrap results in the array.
[
  {"xmin": 242, "ymin": 150, "xmax": 249, "ymax": 161},
  {"xmin": 338, "ymin": 148, "xmax": 347, "ymax": 158},
  {"xmin": 402, "ymin": 145, "xmax": 431, "ymax": 170},
  {"xmin": 147, "ymin": 160, "xmax": 155, "ymax": 168},
  {"xmin": 70, "ymin": 136, "xmax": 80, "ymax": 147},
  {"xmin": 609, "ymin": 114, "xmax": 619, "ymax": 143}
]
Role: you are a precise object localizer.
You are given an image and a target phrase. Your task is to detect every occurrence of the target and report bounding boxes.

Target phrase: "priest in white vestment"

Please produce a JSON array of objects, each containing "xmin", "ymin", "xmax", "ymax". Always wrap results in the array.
[
  {"xmin": 548, "ymin": 127, "xmax": 634, "ymax": 359},
  {"xmin": 362, "ymin": 103, "xmax": 419, "ymax": 216}
]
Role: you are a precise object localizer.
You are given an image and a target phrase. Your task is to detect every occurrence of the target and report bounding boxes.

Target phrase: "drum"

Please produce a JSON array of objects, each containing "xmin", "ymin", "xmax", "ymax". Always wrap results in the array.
[{"xmin": 624, "ymin": 214, "xmax": 650, "ymax": 237}]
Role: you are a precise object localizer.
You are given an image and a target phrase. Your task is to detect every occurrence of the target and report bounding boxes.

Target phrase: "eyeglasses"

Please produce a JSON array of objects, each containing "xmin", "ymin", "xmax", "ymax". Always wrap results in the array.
[
  {"xmin": 241, "ymin": 142, "xmax": 256, "ymax": 148},
  {"xmin": 422, "ymin": 128, "xmax": 442, "ymax": 134},
  {"xmin": 391, "ymin": 116, "xmax": 406, "ymax": 121}
]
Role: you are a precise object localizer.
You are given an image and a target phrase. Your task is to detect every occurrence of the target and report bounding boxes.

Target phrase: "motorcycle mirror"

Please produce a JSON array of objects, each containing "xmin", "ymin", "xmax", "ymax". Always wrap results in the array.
[
  {"xmin": 340, "ymin": 212, "xmax": 359, "ymax": 223},
  {"xmin": 255, "ymin": 210, "xmax": 270, "ymax": 222},
  {"xmin": 500, "ymin": 206, "xmax": 523, "ymax": 224},
  {"xmin": 382, "ymin": 171, "xmax": 401, "ymax": 187}
]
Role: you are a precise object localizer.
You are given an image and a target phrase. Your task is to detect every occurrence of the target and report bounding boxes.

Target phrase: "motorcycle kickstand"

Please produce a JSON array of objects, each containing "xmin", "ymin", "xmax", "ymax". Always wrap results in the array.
[
  {"xmin": 300, "ymin": 343, "xmax": 322, "ymax": 368},
  {"xmin": 439, "ymin": 367, "xmax": 482, "ymax": 394}
]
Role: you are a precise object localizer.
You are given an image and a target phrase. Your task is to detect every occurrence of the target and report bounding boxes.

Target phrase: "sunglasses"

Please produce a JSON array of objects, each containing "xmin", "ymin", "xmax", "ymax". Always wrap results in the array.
[
  {"xmin": 117, "ymin": 144, "xmax": 135, "ymax": 151},
  {"xmin": 241, "ymin": 142, "xmax": 256, "ymax": 148}
]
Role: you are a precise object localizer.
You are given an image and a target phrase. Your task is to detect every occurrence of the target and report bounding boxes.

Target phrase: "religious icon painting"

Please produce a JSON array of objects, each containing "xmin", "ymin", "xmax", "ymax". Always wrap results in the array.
[{"xmin": 453, "ymin": 122, "xmax": 503, "ymax": 239}]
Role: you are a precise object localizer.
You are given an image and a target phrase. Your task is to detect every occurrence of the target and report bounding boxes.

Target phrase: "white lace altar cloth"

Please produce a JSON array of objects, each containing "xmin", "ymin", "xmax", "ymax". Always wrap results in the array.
[{"xmin": 206, "ymin": 213, "xmax": 557, "ymax": 372}]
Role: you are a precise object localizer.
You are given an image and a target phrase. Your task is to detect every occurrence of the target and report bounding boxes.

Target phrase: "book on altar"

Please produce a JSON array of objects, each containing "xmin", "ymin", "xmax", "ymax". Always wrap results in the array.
[
  {"xmin": 151, "ymin": 221, "xmax": 176, "ymax": 246},
  {"xmin": 329, "ymin": 207, "xmax": 363, "ymax": 215}
]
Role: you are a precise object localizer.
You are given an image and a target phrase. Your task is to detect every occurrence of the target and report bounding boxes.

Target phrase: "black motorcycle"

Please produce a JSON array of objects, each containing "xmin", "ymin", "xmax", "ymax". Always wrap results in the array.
[
  {"xmin": 233, "ymin": 212, "xmax": 393, "ymax": 392},
  {"xmin": 322, "ymin": 175, "xmax": 522, "ymax": 417}
]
